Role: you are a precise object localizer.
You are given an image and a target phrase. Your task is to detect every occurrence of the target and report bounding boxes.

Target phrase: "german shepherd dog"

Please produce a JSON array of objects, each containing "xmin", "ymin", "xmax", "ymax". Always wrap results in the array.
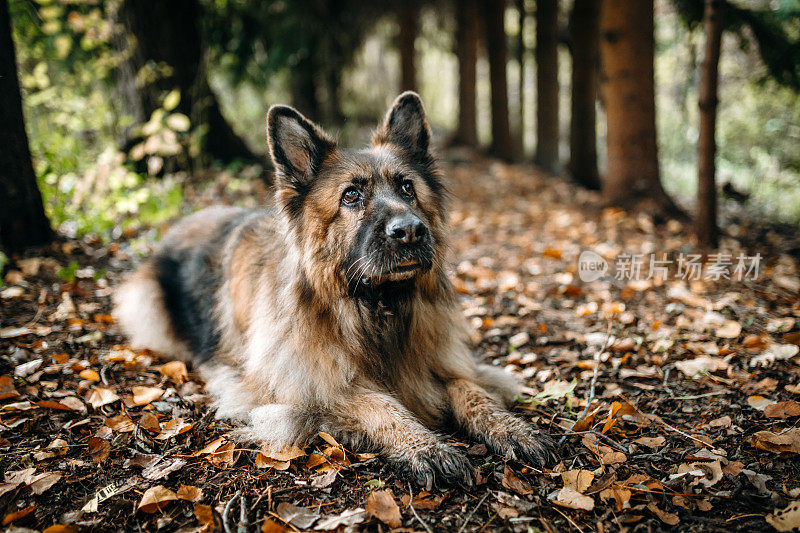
[{"xmin": 114, "ymin": 92, "xmax": 555, "ymax": 489}]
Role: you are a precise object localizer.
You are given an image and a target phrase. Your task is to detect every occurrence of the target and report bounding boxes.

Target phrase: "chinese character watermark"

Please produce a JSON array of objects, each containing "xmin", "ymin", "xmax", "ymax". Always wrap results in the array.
[{"xmin": 577, "ymin": 251, "xmax": 761, "ymax": 283}]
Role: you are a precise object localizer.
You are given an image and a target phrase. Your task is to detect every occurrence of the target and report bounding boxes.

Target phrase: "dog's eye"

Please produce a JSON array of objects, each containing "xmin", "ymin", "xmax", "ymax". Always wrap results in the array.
[
  {"xmin": 341, "ymin": 187, "xmax": 362, "ymax": 206},
  {"xmin": 400, "ymin": 180, "xmax": 415, "ymax": 199}
]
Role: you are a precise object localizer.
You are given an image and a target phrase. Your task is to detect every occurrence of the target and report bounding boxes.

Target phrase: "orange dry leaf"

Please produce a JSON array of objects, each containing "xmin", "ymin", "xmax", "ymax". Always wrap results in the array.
[
  {"xmin": 194, "ymin": 504, "xmax": 215, "ymax": 532},
  {"xmin": 764, "ymin": 401, "xmax": 800, "ymax": 419},
  {"xmin": 155, "ymin": 418, "xmax": 192, "ymax": 440},
  {"xmin": 88, "ymin": 437, "xmax": 110, "ymax": 463},
  {"xmin": 2, "ymin": 504, "xmax": 36, "ymax": 526},
  {"xmin": 752, "ymin": 428, "xmax": 800, "ymax": 454},
  {"xmin": 160, "ymin": 361, "xmax": 188, "ymax": 384},
  {"xmin": 177, "ymin": 485, "xmax": 203, "ymax": 502},
  {"xmin": 138, "ymin": 485, "xmax": 178, "ymax": 513},
  {"xmin": 366, "ymin": 489, "xmax": 402, "ymax": 528},
  {"xmin": 79, "ymin": 369, "xmax": 100, "ymax": 382},
  {"xmin": 400, "ymin": 491, "xmax": 447, "ymax": 510},
  {"xmin": 105, "ymin": 414, "xmax": 135, "ymax": 433},
  {"xmin": 501, "ymin": 466, "xmax": 533, "ymax": 495},
  {"xmin": 562, "ymin": 469, "xmax": 594, "ymax": 493},
  {"xmin": 0, "ymin": 375, "xmax": 19, "ymax": 400},
  {"xmin": 131, "ymin": 386, "xmax": 163, "ymax": 406}
]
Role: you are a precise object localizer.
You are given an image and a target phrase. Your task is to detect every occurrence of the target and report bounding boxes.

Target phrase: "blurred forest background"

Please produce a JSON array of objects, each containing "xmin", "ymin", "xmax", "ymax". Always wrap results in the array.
[{"xmin": 2, "ymin": 0, "xmax": 800, "ymax": 258}]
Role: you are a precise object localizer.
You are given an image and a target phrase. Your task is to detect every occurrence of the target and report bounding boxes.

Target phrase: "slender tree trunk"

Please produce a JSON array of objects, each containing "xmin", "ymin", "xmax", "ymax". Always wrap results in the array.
[
  {"xmin": 600, "ymin": 0, "xmax": 679, "ymax": 215},
  {"xmin": 695, "ymin": 0, "xmax": 724, "ymax": 248},
  {"xmin": 568, "ymin": 0, "xmax": 601, "ymax": 189},
  {"xmin": 535, "ymin": 0, "xmax": 559, "ymax": 171},
  {"xmin": 0, "ymin": 0, "xmax": 52, "ymax": 253},
  {"xmin": 398, "ymin": 4, "xmax": 419, "ymax": 92},
  {"xmin": 290, "ymin": 55, "xmax": 321, "ymax": 120},
  {"xmin": 480, "ymin": 0, "xmax": 514, "ymax": 161},
  {"xmin": 516, "ymin": 0, "xmax": 526, "ymax": 156},
  {"xmin": 453, "ymin": 0, "xmax": 479, "ymax": 147},
  {"xmin": 115, "ymin": 0, "xmax": 259, "ymax": 165}
]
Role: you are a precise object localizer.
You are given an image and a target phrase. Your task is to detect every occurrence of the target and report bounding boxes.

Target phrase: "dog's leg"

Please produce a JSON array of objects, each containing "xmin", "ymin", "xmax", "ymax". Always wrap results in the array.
[
  {"xmin": 445, "ymin": 378, "xmax": 556, "ymax": 467},
  {"xmin": 326, "ymin": 390, "xmax": 474, "ymax": 490}
]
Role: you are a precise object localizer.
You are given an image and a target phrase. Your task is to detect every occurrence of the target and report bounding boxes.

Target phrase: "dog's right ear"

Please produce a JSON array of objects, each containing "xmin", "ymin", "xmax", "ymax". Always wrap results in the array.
[{"xmin": 267, "ymin": 105, "xmax": 336, "ymax": 190}]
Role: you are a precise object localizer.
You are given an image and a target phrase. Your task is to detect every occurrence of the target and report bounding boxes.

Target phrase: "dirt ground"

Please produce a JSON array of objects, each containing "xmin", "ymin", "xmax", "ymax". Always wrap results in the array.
[{"xmin": 2, "ymin": 154, "xmax": 800, "ymax": 532}]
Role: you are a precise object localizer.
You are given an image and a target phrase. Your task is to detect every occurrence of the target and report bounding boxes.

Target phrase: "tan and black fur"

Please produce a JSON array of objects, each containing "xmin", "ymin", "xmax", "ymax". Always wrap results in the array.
[{"xmin": 114, "ymin": 92, "xmax": 555, "ymax": 489}]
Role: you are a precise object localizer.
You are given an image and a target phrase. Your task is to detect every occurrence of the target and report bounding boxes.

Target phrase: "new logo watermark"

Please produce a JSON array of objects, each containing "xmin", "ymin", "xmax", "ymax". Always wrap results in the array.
[{"xmin": 577, "ymin": 250, "xmax": 761, "ymax": 283}]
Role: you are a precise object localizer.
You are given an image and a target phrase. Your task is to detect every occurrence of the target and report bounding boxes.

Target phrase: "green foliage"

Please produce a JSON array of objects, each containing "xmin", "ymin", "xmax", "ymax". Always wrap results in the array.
[{"xmin": 57, "ymin": 261, "xmax": 78, "ymax": 282}]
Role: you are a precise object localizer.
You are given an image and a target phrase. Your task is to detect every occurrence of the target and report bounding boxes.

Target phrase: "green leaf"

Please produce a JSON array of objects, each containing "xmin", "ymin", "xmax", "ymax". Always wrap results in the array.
[
  {"xmin": 364, "ymin": 479, "xmax": 385, "ymax": 488},
  {"xmin": 57, "ymin": 261, "xmax": 79, "ymax": 282}
]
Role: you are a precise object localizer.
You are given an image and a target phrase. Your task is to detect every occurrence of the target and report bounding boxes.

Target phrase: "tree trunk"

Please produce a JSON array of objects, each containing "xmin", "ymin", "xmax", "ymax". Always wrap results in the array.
[
  {"xmin": 115, "ymin": 0, "xmax": 259, "ymax": 165},
  {"xmin": 0, "ymin": 0, "xmax": 52, "ymax": 254},
  {"xmin": 535, "ymin": 0, "xmax": 559, "ymax": 172},
  {"xmin": 695, "ymin": 0, "xmax": 724, "ymax": 248},
  {"xmin": 398, "ymin": 4, "xmax": 419, "ymax": 92},
  {"xmin": 516, "ymin": 0, "xmax": 526, "ymax": 156},
  {"xmin": 453, "ymin": 0, "xmax": 479, "ymax": 147},
  {"xmin": 480, "ymin": 0, "xmax": 514, "ymax": 161},
  {"xmin": 568, "ymin": 0, "xmax": 601, "ymax": 189},
  {"xmin": 289, "ymin": 54, "xmax": 321, "ymax": 120},
  {"xmin": 600, "ymin": 0, "xmax": 679, "ymax": 215}
]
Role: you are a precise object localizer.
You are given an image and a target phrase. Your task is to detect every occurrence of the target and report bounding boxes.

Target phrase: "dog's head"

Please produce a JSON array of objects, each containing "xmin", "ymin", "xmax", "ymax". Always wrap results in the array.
[{"xmin": 267, "ymin": 92, "xmax": 447, "ymax": 300}]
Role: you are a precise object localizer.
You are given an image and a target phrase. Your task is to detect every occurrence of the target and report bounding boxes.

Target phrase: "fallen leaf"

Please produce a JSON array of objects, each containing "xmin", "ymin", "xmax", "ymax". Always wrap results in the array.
[
  {"xmin": 88, "ymin": 437, "xmax": 110, "ymax": 463},
  {"xmin": 647, "ymin": 503, "xmax": 679, "ymax": 525},
  {"xmin": 599, "ymin": 485, "xmax": 632, "ymax": 511},
  {"xmin": 2, "ymin": 504, "xmax": 36, "ymax": 525},
  {"xmin": 634, "ymin": 436, "xmax": 666, "ymax": 448},
  {"xmin": 767, "ymin": 500, "xmax": 800, "ymax": 532},
  {"xmin": 0, "ymin": 375, "xmax": 19, "ymax": 400},
  {"xmin": 155, "ymin": 418, "xmax": 192, "ymax": 440},
  {"xmin": 142, "ymin": 458, "xmax": 187, "ymax": 480},
  {"xmin": 750, "ymin": 344, "xmax": 800, "ymax": 367},
  {"xmin": 561, "ymin": 469, "xmax": 594, "ymax": 493},
  {"xmin": 131, "ymin": 386, "xmax": 163, "ymax": 406},
  {"xmin": 137, "ymin": 485, "xmax": 178, "ymax": 513},
  {"xmin": 260, "ymin": 444, "xmax": 306, "ymax": 462},
  {"xmin": 139, "ymin": 412, "xmax": 161, "ymax": 433},
  {"xmin": 752, "ymin": 428, "xmax": 800, "ymax": 454},
  {"xmin": 502, "ymin": 466, "xmax": 533, "ymax": 495},
  {"xmin": 15, "ymin": 358, "xmax": 43, "ymax": 377},
  {"xmin": 43, "ymin": 525, "xmax": 79, "ymax": 533},
  {"xmin": 261, "ymin": 518, "xmax": 289, "ymax": 533},
  {"xmin": 105, "ymin": 414, "xmax": 136, "ymax": 432},
  {"xmin": 86, "ymin": 387, "xmax": 120, "ymax": 409},
  {"xmin": 748, "ymin": 395, "xmax": 776, "ymax": 411},
  {"xmin": 715, "ymin": 320, "xmax": 742, "ymax": 339},
  {"xmin": 310, "ymin": 469, "xmax": 338, "ymax": 488},
  {"xmin": 314, "ymin": 508, "xmax": 366, "ymax": 530},
  {"xmin": 194, "ymin": 503, "xmax": 215, "ymax": 532},
  {"xmin": 177, "ymin": 484, "xmax": 203, "ymax": 502},
  {"xmin": 400, "ymin": 491, "xmax": 447, "ymax": 510},
  {"xmin": 29, "ymin": 472, "xmax": 62, "ymax": 494},
  {"xmin": 764, "ymin": 401, "xmax": 800, "ymax": 419},
  {"xmin": 554, "ymin": 486, "xmax": 595, "ymax": 511},
  {"xmin": 276, "ymin": 502, "xmax": 319, "ymax": 530},
  {"xmin": 79, "ymin": 369, "xmax": 100, "ymax": 382},
  {"xmin": 366, "ymin": 489, "xmax": 402, "ymax": 528},
  {"xmin": 675, "ymin": 356, "xmax": 727, "ymax": 377},
  {"xmin": 160, "ymin": 361, "xmax": 188, "ymax": 383}
]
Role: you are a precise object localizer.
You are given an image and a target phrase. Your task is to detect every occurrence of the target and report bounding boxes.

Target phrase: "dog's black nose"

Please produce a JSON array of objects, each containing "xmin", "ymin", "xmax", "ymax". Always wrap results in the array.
[{"xmin": 386, "ymin": 214, "xmax": 427, "ymax": 244}]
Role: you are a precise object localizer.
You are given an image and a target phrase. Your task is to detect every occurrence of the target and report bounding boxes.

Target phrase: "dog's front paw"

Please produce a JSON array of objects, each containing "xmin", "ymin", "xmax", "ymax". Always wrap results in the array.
[
  {"xmin": 398, "ymin": 443, "xmax": 475, "ymax": 491},
  {"xmin": 489, "ymin": 423, "xmax": 559, "ymax": 468}
]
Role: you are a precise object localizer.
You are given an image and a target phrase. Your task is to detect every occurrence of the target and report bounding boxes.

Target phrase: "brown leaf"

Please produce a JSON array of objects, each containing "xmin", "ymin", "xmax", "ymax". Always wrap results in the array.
[
  {"xmin": 137, "ymin": 485, "xmax": 178, "ymax": 513},
  {"xmin": 310, "ymin": 469, "xmax": 338, "ymax": 488},
  {"xmin": 86, "ymin": 387, "xmax": 120, "ymax": 409},
  {"xmin": 764, "ymin": 401, "xmax": 800, "ymax": 419},
  {"xmin": 633, "ymin": 436, "xmax": 666, "ymax": 448},
  {"xmin": 160, "ymin": 361, "xmax": 188, "ymax": 384},
  {"xmin": 748, "ymin": 395, "xmax": 776, "ymax": 411},
  {"xmin": 554, "ymin": 487, "xmax": 595, "ymax": 511},
  {"xmin": 561, "ymin": 469, "xmax": 594, "ymax": 493},
  {"xmin": 131, "ymin": 386, "xmax": 163, "ymax": 406},
  {"xmin": 647, "ymin": 503, "xmax": 679, "ymax": 525},
  {"xmin": 501, "ymin": 466, "xmax": 533, "ymax": 495},
  {"xmin": 275, "ymin": 502, "xmax": 320, "ymax": 530},
  {"xmin": 752, "ymin": 428, "xmax": 800, "ymax": 454},
  {"xmin": 400, "ymin": 491, "xmax": 447, "ymax": 510},
  {"xmin": 2, "ymin": 504, "xmax": 36, "ymax": 526},
  {"xmin": 261, "ymin": 518, "xmax": 289, "ymax": 533},
  {"xmin": 366, "ymin": 489, "xmax": 402, "ymax": 528},
  {"xmin": 154, "ymin": 418, "xmax": 192, "ymax": 440},
  {"xmin": 43, "ymin": 525, "xmax": 79, "ymax": 533},
  {"xmin": 766, "ymin": 500, "xmax": 800, "ymax": 532},
  {"xmin": 138, "ymin": 412, "xmax": 161, "ymax": 433},
  {"xmin": 177, "ymin": 484, "xmax": 203, "ymax": 502},
  {"xmin": 0, "ymin": 375, "xmax": 19, "ymax": 400},
  {"xmin": 79, "ymin": 369, "xmax": 100, "ymax": 382},
  {"xmin": 208, "ymin": 442, "xmax": 236, "ymax": 469},
  {"xmin": 260, "ymin": 444, "xmax": 306, "ymax": 462},
  {"xmin": 194, "ymin": 503, "xmax": 215, "ymax": 532},
  {"xmin": 599, "ymin": 485, "xmax": 632, "ymax": 511},
  {"xmin": 29, "ymin": 472, "xmax": 62, "ymax": 495},
  {"xmin": 105, "ymin": 414, "xmax": 135, "ymax": 433},
  {"xmin": 142, "ymin": 458, "xmax": 187, "ymax": 481},
  {"xmin": 88, "ymin": 437, "xmax": 110, "ymax": 463}
]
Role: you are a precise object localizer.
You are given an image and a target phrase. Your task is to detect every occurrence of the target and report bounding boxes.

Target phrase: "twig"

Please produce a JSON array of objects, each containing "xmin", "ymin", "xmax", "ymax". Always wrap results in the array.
[
  {"xmin": 551, "ymin": 506, "xmax": 585, "ymax": 533},
  {"xmin": 561, "ymin": 320, "xmax": 612, "ymax": 444},
  {"xmin": 238, "ymin": 493, "xmax": 249, "ymax": 533},
  {"xmin": 457, "ymin": 492, "xmax": 490, "ymax": 533},
  {"xmin": 222, "ymin": 490, "xmax": 241, "ymax": 533},
  {"xmin": 662, "ymin": 366, "xmax": 674, "ymax": 397},
  {"xmin": 407, "ymin": 482, "xmax": 434, "ymax": 533},
  {"xmin": 669, "ymin": 390, "xmax": 728, "ymax": 400}
]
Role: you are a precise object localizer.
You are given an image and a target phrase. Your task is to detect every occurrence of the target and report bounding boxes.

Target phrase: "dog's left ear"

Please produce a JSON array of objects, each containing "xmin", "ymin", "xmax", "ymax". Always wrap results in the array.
[{"xmin": 373, "ymin": 91, "xmax": 431, "ymax": 156}]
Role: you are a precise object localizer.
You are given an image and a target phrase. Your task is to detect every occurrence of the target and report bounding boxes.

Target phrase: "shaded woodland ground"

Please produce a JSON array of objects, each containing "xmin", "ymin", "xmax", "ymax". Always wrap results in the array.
[{"xmin": 2, "ymin": 153, "xmax": 799, "ymax": 532}]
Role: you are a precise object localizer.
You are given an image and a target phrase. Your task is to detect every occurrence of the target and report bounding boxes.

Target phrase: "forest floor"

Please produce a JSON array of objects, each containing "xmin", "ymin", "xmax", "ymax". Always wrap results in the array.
[{"xmin": 1, "ymin": 153, "xmax": 800, "ymax": 532}]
